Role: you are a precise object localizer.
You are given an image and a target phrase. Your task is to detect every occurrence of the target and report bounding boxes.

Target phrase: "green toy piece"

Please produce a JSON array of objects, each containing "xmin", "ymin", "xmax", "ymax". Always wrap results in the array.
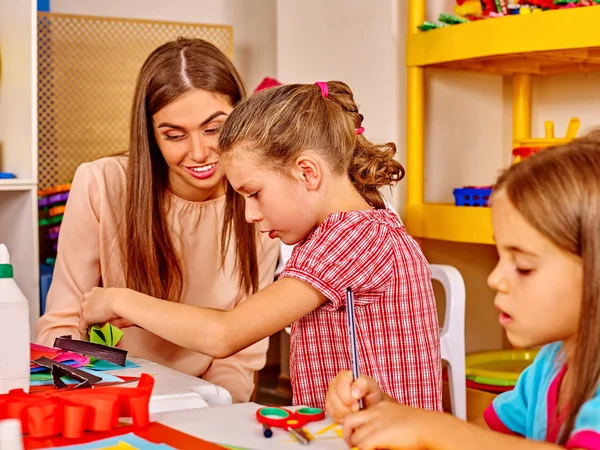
[
  {"xmin": 418, "ymin": 21, "xmax": 447, "ymax": 31},
  {"xmin": 439, "ymin": 13, "xmax": 469, "ymax": 25}
]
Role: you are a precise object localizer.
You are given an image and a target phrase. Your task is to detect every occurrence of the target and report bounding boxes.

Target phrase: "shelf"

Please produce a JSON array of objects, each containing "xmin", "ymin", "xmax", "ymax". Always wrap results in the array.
[
  {"xmin": 405, "ymin": 203, "xmax": 493, "ymax": 245},
  {"xmin": 0, "ymin": 179, "xmax": 38, "ymax": 191},
  {"xmin": 407, "ymin": 7, "xmax": 600, "ymax": 75}
]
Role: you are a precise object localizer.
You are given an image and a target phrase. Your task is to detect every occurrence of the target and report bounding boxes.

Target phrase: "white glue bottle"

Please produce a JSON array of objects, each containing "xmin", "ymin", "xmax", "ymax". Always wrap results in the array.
[
  {"xmin": 0, "ymin": 419, "xmax": 24, "ymax": 450},
  {"xmin": 0, "ymin": 244, "xmax": 30, "ymax": 394}
]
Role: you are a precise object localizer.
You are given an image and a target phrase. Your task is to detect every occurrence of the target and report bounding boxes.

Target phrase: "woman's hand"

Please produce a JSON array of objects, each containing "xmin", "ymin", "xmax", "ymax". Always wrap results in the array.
[
  {"xmin": 325, "ymin": 371, "xmax": 386, "ymax": 424},
  {"xmin": 79, "ymin": 287, "xmax": 133, "ymax": 339}
]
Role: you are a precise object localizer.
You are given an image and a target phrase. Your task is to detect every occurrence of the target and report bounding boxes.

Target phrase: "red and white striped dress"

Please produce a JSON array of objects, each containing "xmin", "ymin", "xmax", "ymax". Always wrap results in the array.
[{"xmin": 280, "ymin": 209, "xmax": 442, "ymax": 411}]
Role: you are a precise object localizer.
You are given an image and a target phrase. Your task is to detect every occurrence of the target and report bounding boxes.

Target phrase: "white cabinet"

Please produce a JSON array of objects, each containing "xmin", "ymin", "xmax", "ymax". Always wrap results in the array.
[{"xmin": 0, "ymin": 0, "xmax": 40, "ymax": 337}]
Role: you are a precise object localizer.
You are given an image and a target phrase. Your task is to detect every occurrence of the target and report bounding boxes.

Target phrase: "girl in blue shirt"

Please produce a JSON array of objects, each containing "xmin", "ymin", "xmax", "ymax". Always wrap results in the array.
[{"xmin": 327, "ymin": 130, "xmax": 600, "ymax": 450}]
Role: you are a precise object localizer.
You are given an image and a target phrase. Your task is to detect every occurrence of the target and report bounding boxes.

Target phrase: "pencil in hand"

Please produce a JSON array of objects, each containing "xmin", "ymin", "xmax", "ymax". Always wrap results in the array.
[{"xmin": 345, "ymin": 286, "xmax": 364, "ymax": 410}]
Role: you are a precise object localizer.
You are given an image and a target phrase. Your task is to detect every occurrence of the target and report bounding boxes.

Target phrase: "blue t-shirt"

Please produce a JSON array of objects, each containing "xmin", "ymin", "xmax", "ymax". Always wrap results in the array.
[{"xmin": 484, "ymin": 342, "xmax": 600, "ymax": 449}]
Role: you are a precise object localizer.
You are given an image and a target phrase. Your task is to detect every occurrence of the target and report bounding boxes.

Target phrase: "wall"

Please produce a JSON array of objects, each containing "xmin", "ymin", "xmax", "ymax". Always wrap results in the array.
[
  {"xmin": 276, "ymin": 0, "xmax": 406, "ymax": 208},
  {"xmin": 0, "ymin": 0, "xmax": 37, "ymax": 179},
  {"xmin": 49, "ymin": 0, "xmax": 277, "ymax": 92}
]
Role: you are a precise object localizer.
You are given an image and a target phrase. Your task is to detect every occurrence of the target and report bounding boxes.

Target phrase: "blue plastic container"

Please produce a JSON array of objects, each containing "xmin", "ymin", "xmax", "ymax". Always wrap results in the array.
[{"xmin": 453, "ymin": 187, "xmax": 493, "ymax": 207}]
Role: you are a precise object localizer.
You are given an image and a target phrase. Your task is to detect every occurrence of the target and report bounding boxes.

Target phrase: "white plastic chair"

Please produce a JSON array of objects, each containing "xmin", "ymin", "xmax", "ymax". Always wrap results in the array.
[{"xmin": 431, "ymin": 264, "xmax": 466, "ymax": 420}]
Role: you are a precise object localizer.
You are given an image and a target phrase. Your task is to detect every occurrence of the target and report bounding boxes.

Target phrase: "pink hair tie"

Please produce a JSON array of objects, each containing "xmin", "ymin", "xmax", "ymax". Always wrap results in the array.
[
  {"xmin": 315, "ymin": 81, "xmax": 329, "ymax": 98},
  {"xmin": 356, "ymin": 126, "xmax": 365, "ymax": 135}
]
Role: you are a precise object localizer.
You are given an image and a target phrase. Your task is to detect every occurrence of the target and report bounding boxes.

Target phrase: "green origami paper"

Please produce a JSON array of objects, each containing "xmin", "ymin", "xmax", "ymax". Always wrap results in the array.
[
  {"xmin": 88, "ymin": 323, "xmax": 124, "ymax": 362},
  {"xmin": 89, "ymin": 323, "xmax": 124, "ymax": 347}
]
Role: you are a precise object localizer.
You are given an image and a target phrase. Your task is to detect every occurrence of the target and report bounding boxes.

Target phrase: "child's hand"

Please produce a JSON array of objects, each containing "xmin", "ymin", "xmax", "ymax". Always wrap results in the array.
[
  {"xmin": 325, "ymin": 371, "xmax": 385, "ymax": 423},
  {"xmin": 342, "ymin": 401, "xmax": 437, "ymax": 450},
  {"xmin": 79, "ymin": 287, "xmax": 131, "ymax": 339}
]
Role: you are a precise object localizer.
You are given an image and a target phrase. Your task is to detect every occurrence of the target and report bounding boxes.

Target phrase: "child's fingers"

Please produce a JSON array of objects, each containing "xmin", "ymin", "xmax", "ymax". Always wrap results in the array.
[
  {"xmin": 349, "ymin": 421, "xmax": 383, "ymax": 450},
  {"xmin": 326, "ymin": 393, "xmax": 351, "ymax": 423},
  {"xmin": 351, "ymin": 375, "xmax": 378, "ymax": 400},
  {"xmin": 342, "ymin": 409, "xmax": 375, "ymax": 447},
  {"xmin": 332, "ymin": 371, "xmax": 356, "ymax": 405},
  {"xmin": 343, "ymin": 407, "xmax": 374, "ymax": 433}
]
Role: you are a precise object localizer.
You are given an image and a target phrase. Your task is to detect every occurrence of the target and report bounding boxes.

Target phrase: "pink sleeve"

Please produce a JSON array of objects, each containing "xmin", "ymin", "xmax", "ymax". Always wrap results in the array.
[
  {"xmin": 35, "ymin": 163, "xmax": 102, "ymax": 346},
  {"xmin": 201, "ymin": 234, "xmax": 280, "ymax": 402}
]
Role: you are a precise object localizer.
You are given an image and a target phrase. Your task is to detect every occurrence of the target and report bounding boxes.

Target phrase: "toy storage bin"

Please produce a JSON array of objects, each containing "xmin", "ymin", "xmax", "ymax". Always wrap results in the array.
[{"xmin": 453, "ymin": 186, "xmax": 493, "ymax": 207}]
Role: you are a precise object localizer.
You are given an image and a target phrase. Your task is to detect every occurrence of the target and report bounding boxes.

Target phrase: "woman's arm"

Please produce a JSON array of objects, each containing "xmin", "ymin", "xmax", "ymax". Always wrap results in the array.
[
  {"xmin": 80, "ymin": 276, "xmax": 326, "ymax": 358},
  {"xmin": 36, "ymin": 163, "xmax": 103, "ymax": 345}
]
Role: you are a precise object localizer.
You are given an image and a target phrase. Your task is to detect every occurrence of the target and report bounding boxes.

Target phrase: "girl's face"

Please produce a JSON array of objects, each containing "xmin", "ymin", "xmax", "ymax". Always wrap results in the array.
[
  {"xmin": 152, "ymin": 89, "xmax": 233, "ymax": 202},
  {"xmin": 487, "ymin": 191, "xmax": 583, "ymax": 352},
  {"xmin": 223, "ymin": 148, "xmax": 319, "ymax": 245}
]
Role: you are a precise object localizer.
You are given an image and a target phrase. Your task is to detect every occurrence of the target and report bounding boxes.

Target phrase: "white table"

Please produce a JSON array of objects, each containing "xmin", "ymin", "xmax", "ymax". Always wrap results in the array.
[
  {"xmin": 151, "ymin": 403, "xmax": 348, "ymax": 450},
  {"xmin": 105, "ymin": 357, "xmax": 232, "ymax": 414}
]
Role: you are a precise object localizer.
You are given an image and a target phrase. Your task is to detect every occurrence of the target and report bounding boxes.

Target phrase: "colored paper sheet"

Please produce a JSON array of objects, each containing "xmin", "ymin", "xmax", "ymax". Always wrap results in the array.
[
  {"xmin": 87, "ymin": 359, "xmax": 140, "ymax": 371},
  {"xmin": 31, "ymin": 343, "xmax": 90, "ymax": 370},
  {"xmin": 38, "ymin": 433, "xmax": 176, "ymax": 450},
  {"xmin": 30, "ymin": 367, "xmax": 123, "ymax": 386},
  {"xmin": 25, "ymin": 422, "xmax": 226, "ymax": 450}
]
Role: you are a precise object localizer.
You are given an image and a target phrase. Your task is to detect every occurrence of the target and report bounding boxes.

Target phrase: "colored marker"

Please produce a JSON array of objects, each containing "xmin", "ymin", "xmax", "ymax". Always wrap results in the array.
[
  {"xmin": 262, "ymin": 423, "xmax": 273, "ymax": 438},
  {"xmin": 288, "ymin": 427, "xmax": 309, "ymax": 445},
  {"xmin": 346, "ymin": 287, "xmax": 364, "ymax": 410}
]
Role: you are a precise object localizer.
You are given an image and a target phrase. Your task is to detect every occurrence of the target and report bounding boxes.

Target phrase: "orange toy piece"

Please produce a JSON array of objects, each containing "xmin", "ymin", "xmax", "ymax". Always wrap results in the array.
[
  {"xmin": 38, "ymin": 183, "xmax": 72, "ymax": 197},
  {"xmin": 455, "ymin": 0, "xmax": 483, "ymax": 16},
  {"xmin": 0, "ymin": 373, "xmax": 153, "ymax": 439},
  {"xmin": 511, "ymin": 117, "xmax": 580, "ymax": 165}
]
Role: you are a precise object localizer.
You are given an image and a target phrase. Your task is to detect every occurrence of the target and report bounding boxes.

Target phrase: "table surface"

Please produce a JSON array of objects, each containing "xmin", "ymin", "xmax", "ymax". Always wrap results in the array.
[
  {"xmin": 151, "ymin": 402, "xmax": 348, "ymax": 450},
  {"xmin": 105, "ymin": 356, "xmax": 232, "ymax": 414}
]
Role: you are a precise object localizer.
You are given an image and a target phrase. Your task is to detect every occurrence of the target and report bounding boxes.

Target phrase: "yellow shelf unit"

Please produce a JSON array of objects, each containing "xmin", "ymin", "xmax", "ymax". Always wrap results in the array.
[
  {"xmin": 407, "ymin": 6, "xmax": 600, "ymax": 75},
  {"xmin": 405, "ymin": 1, "xmax": 600, "ymax": 245},
  {"xmin": 405, "ymin": 204, "xmax": 493, "ymax": 245}
]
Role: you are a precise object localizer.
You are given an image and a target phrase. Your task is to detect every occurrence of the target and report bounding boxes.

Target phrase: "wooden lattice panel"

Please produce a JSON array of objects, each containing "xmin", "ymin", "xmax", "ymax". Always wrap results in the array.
[{"xmin": 38, "ymin": 13, "xmax": 233, "ymax": 189}]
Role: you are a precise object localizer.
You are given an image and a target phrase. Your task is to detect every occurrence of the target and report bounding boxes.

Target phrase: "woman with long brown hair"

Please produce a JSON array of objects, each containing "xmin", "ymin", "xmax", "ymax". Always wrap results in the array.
[{"xmin": 36, "ymin": 38, "xmax": 280, "ymax": 402}]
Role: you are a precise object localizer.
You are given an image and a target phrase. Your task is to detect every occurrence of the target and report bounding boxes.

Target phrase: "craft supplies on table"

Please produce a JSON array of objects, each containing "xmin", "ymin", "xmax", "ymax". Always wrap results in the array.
[
  {"xmin": 3, "ymin": 332, "xmax": 234, "ymax": 449},
  {"xmin": 29, "ymin": 341, "xmax": 140, "ymax": 387},
  {"xmin": 152, "ymin": 403, "xmax": 349, "ymax": 450},
  {"xmin": 2, "ymin": 374, "xmax": 154, "ymax": 441},
  {"xmin": 256, "ymin": 407, "xmax": 325, "ymax": 445},
  {"xmin": 26, "ymin": 422, "xmax": 226, "ymax": 450}
]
